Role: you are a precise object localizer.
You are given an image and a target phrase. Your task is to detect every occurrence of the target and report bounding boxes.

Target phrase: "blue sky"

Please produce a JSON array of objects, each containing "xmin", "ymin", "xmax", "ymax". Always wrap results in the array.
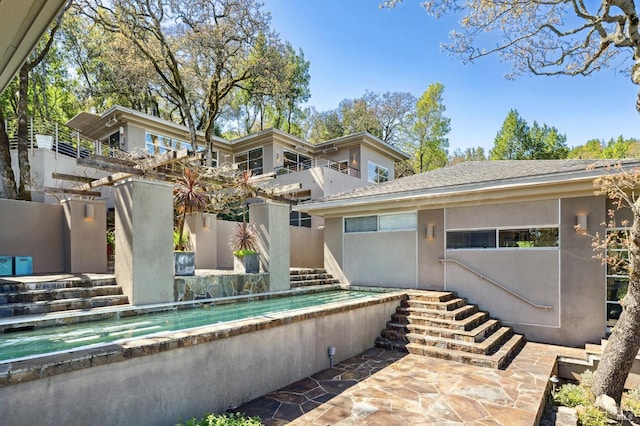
[{"xmin": 262, "ymin": 0, "xmax": 639, "ymax": 153}]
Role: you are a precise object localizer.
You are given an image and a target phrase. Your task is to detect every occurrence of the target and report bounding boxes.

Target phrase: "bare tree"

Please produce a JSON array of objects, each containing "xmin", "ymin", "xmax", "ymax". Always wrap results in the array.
[{"xmin": 384, "ymin": 0, "xmax": 640, "ymax": 112}]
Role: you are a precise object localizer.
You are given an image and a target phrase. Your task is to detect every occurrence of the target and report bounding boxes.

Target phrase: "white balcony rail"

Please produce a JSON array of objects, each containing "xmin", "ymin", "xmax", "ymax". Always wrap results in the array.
[
  {"xmin": 275, "ymin": 158, "xmax": 360, "ymax": 178},
  {"xmin": 4, "ymin": 116, "xmax": 120, "ymax": 159}
]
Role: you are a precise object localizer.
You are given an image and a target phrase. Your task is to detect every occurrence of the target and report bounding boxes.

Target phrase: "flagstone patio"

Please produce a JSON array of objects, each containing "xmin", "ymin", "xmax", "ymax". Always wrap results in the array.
[{"xmin": 235, "ymin": 342, "xmax": 563, "ymax": 425}]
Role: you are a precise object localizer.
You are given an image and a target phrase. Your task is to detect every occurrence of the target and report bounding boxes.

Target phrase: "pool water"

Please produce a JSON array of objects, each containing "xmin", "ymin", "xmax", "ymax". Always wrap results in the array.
[{"xmin": 0, "ymin": 290, "xmax": 379, "ymax": 363}]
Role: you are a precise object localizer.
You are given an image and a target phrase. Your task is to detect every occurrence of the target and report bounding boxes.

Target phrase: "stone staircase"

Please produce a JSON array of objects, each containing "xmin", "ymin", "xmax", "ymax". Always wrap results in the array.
[
  {"xmin": 0, "ymin": 277, "xmax": 128, "ymax": 318},
  {"xmin": 290, "ymin": 268, "xmax": 340, "ymax": 288},
  {"xmin": 375, "ymin": 290, "xmax": 525, "ymax": 369}
]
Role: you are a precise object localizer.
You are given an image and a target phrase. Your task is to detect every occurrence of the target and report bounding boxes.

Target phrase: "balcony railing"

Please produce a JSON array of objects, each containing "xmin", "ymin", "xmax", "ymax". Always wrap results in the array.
[
  {"xmin": 4, "ymin": 116, "xmax": 120, "ymax": 159},
  {"xmin": 275, "ymin": 158, "xmax": 360, "ymax": 178}
]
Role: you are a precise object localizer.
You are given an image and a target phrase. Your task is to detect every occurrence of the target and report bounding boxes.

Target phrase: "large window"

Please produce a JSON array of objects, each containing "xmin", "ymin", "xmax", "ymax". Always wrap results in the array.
[
  {"xmin": 447, "ymin": 227, "xmax": 559, "ymax": 249},
  {"xmin": 345, "ymin": 213, "xmax": 416, "ymax": 233},
  {"xmin": 283, "ymin": 149, "xmax": 312, "ymax": 172},
  {"xmin": 367, "ymin": 161, "xmax": 389, "ymax": 184},
  {"xmin": 145, "ymin": 131, "xmax": 192, "ymax": 155},
  {"xmin": 234, "ymin": 148, "xmax": 263, "ymax": 175},
  {"xmin": 606, "ymin": 229, "xmax": 629, "ymax": 329}
]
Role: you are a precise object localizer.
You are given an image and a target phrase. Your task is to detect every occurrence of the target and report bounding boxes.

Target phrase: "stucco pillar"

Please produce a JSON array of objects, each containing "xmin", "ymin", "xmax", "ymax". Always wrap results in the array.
[
  {"xmin": 61, "ymin": 199, "xmax": 107, "ymax": 273},
  {"xmin": 187, "ymin": 213, "xmax": 218, "ymax": 269},
  {"xmin": 114, "ymin": 178, "xmax": 174, "ymax": 305},
  {"xmin": 249, "ymin": 201, "xmax": 290, "ymax": 291}
]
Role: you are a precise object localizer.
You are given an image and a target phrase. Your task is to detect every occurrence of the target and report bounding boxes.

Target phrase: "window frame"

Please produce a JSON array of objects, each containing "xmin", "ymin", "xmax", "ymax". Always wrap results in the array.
[
  {"xmin": 344, "ymin": 212, "xmax": 417, "ymax": 234},
  {"xmin": 234, "ymin": 147, "xmax": 263, "ymax": 175},
  {"xmin": 367, "ymin": 161, "xmax": 389, "ymax": 184},
  {"xmin": 446, "ymin": 225, "xmax": 560, "ymax": 250}
]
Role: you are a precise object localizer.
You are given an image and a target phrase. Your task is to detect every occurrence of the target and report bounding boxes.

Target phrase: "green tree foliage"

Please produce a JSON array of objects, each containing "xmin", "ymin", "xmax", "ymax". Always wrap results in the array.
[
  {"xmin": 306, "ymin": 91, "xmax": 415, "ymax": 144},
  {"xmin": 490, "ymin": 109, "xmax": 568, "ymax": 160},
  {"xmin": 449, "ymin": 147, "xmax": 486, "ymax": 165},
  {"xmin": 569, "ymin": 136, "xmax": 640, "ymax": 159},
  {"xmin": 401, "ymin": 83, "xmax": 451, "ymax": 173}
]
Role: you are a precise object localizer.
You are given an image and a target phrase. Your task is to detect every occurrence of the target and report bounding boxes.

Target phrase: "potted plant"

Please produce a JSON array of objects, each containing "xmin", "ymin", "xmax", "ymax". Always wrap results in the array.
[
  {"xmin": 230, "ymin": 222, "xmax": 259, "ymax": 273},
  {"xmin": 173, "ymin": 167, "xmax": 209, "ymax": 276}
]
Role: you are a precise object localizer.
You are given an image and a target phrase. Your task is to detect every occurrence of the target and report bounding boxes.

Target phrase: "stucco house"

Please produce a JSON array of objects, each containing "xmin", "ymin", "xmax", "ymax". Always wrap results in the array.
[
  {"xmin": 295, "ymin": 159, "xmax": 640, "ymax": 347},
  {"xmin": 12, "ymin": 106, "xmax": 408, "ymax": 228}
]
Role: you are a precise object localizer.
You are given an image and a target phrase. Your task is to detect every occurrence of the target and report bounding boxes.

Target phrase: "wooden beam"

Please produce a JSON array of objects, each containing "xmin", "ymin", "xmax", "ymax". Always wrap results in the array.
[
  {"xmin": 27, "ymin": 186, "xmax": 102, "ymax": 197},
  {"xmin": 52, "ymin": 173, "xmax": 96, "ymax": 183},
  {"xmin": 269, "ymin": 182, "xmax": 303, "ymax": 195},
  {"xmin": 73, "ymin": 172, "xmax": 134, "ymax": 191},
  {"xmin": 77, "ymin": 158, "xmax": 144, "ymax": 175},
  {"xmin": 88, "ymin": 154, "xmax": 137, "ymax": 167}
]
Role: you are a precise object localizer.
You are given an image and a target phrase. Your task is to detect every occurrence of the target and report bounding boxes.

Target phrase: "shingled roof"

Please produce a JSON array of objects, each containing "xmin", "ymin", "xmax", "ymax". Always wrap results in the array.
[{"xmin": 310, "ymin": 159, "xmax": 640, "ymax": 205}]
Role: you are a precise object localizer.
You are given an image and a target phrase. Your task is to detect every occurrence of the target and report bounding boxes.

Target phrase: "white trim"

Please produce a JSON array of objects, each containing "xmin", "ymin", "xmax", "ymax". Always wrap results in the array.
[
  {"xmin": 443, "ymin": 208, "xmax": 447, "ymax": 292},
  {"xmin": 557, "ymin": 198, "xmax": 562, "ymax": 329}
]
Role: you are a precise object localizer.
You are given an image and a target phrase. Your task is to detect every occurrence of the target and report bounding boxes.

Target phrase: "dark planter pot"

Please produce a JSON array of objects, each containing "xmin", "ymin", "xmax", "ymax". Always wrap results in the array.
[
  {"xmin": 174, "ymin": 251, "xmax": 195, "ymax": 276},
  {"xmin": 234, "ymin": 253, "xmax": 259, "ymax": 274}
]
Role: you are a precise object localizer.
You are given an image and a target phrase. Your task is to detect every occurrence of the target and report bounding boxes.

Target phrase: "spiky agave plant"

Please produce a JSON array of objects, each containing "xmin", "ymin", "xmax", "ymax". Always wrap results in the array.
[
  {"xmin": 229, "ymin": 222, "xmax": 258, "ymax": 256},
  {"xmin": 173, "ymin": 167, "xmax": 209, "ymax": 251}
]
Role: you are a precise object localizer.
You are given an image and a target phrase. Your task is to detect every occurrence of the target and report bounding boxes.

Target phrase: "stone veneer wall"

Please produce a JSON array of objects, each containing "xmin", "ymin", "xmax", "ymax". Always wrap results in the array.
[{"xmin": 174, "ymin": 273, "xmax": 270, "ymax": 301}]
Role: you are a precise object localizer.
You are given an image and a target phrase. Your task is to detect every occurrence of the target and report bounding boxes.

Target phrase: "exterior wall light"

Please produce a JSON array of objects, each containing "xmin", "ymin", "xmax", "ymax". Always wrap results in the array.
[
  {"xmin": 84, "ymin": 203, "xmax": 95, "ymax": 220},
  {"xmin": 203, "ymin": 216, "xmax": 211, "ymax": 229},
  {"xmin": 576, "ymin": 213, "xmax": 588, "ymax": 233},
  {"xmin": 426, "ymin": 224, "xmax": 435, "ymax": 240}
]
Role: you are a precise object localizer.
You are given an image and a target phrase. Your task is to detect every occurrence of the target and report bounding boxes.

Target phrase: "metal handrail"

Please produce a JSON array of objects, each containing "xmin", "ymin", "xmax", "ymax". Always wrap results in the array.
[
  {"xmin": 439, "ymin": 258, "xmax": 553, "ymax": 310},
  {"xmin": 275, "ymin": 159, "xmax": 360, "ymax": 178}
]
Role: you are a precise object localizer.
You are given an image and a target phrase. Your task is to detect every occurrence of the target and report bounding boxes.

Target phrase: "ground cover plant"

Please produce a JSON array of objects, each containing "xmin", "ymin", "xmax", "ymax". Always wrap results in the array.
[{"xmin": 176, "ymin": 412, "xmax": 262, "ymax": 426}]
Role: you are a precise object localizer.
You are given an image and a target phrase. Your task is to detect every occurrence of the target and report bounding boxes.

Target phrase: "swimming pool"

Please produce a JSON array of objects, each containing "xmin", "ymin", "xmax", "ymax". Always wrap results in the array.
[{"xmin": 0, "ymin": 289, "xmax": 381, "ymax": 363}]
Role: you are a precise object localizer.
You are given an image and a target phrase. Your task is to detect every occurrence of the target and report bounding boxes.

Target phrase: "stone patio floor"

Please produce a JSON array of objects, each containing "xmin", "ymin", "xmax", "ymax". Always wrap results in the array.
[{"xmin": 235, "ymin": 342, "xmax": 571, "ymax": 425}]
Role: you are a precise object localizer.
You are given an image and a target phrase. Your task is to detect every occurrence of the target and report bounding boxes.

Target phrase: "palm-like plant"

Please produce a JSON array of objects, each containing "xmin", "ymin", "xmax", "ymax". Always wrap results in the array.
[
  {"xmin": 229, "ymin": 222, "xmax": 258, "ymax": 256},
  {"xmin": 173, "ymin": 167, "xmax": 209, "ymax": 251}
]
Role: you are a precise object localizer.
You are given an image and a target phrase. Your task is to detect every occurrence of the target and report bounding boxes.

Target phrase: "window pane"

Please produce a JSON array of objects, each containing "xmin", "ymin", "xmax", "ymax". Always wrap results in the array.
[
  {"xmin": 249, "ymin": 148, "xmax": 262, "ymax": 160},
  {"xmin": 607, "ymin": 302, "xmax": 623, "ymax": 326},
  {"xmin": 607, "ymin": 277, "xmax": 629, "ymax": 302},
  {"xmin": 498, "ymin": 228, "xmax": 559, "ymax": 248},
  {"xmin": 379, "ymin": 213, "xmax": 417, "ymax": 231},
  {"xmin": 235, "ymin": 153, "xmax": 247, "ymax": 163},
  {"xmin": 345, "ymin": 216, "xmax": 377, "ymax": 233},
  {"xmin": 447, "ymin": 230, "xmax": 496, "ymax": 249},
  {"xmin": 607, "ymin": 250, "xmax": 629, "ymax": 276}
]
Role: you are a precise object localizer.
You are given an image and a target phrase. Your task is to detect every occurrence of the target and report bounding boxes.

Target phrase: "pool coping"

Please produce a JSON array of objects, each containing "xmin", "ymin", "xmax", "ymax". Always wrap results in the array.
[{"xmin": 0, "ymin": 287, "xmax": 408, "ymax": 387}]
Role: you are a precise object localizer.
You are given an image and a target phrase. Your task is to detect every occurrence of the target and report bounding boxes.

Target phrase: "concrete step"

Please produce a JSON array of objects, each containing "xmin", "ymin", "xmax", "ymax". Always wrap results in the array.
[
  {"xmin": 407, "ymin": 326, "xmax": 513, "ymax": 356},
  {"xmin": 407, "ymin": 318, "xmax": 501, "ymax": 343},
  {"xmin": 0, "ymin": 278, "xmax": 118, "ymax": 293},
  {"xmin": 375, "ymin": 336, "xmax": 409, "ymax": 352},
  {"xmin": 290, "ymin": 274, "xmax": 333, "ymax": 281},
  {"xmin": 4, "ymin": 295, "xmax": 130, "ymax": 316},
  {"xmin": 289, "ymin": 268, "xmax": 327, "ymax": 276},
  {"xmin": 397, "ymin": 304, "xmax": 479, "ymax": 322},
  {"xmin": 406, "ymin": 333, "xmax": 525, "ymax": 370},
  {"xmin": 290, "ymin": 278, "xmax": 340, "ymax": 288},
  {"xmin": 3, "ymin": 285, "xmax": 124, "ymax": 303},
  {"xmin": 407, "ymin": 311, "xmax": 488, "ymax": 331},
  {"xmin": 403, "ymin": 297, "xmax": 467, "ymax": 312},
  {"xmin": 404, "ymin": 290, "xmax": 458, "ymax": 303}
]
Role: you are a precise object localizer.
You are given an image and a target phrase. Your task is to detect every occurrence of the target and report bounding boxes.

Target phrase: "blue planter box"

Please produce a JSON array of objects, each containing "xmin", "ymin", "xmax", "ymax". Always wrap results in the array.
[
  {"xmin": 0, "ymin": 256, "xmax": 12, "ymax": 276},
  {"xmin": 14, "ymin": 256, "xmax": 32, "ymax": 275}
]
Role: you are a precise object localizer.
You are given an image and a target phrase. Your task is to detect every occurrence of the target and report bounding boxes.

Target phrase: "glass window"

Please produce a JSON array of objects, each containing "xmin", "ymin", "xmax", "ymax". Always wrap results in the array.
[
  {"xmin": 235, "ymin": 148, "xmax": 263, "ymax": 175},
  {"xmin": 498, "ymin": 228, "xmax": 559, "ymax": 248},
  {"xmin": 447, "ymin": 230, "xmax": 496, "ymax": 249},
  {"xmin": 379, "ymin": 213, "xmax": 417, "ymax": 231},
  {"xmin": 606, "ymin": 229, "xmax": 630, "ymax": 329},
  {"xmin": 283, "ymin": 149, "xmax": 312, "ymax": 172},
  {"xmin": 367, "ymin": 161, "xmax": 389, "ymax": 184},
  {"xmin": 345, "ymin": 216, "xmax": 378, "ymax": 233}
]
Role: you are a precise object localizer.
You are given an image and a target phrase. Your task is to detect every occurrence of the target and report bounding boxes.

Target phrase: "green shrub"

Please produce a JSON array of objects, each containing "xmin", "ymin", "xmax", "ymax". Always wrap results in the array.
[
  {"xmin": 623, "ymin": 388, "xmax": 640, "ymax": 416},
  {"xmin": 576, "ymin": 405, "xmax": 607, "ymax": 426},
  {"xmin": 554, "ymin": 383, "xmax": 590, "ymax": 407},
  {"xmin": 177, "ymin": 412, "xmax": 262, "ymax": 426},
  {"xmin": 580, "ymin": 370, "xmax": 595, "ymax": 390}
]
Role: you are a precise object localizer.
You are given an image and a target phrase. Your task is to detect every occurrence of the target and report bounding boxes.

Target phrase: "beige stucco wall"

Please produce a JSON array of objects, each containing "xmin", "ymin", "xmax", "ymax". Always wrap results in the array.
[
  {"xmin": 446, "ymin": 199, "xmax": 559, "ymax": 228},
  {"xmin": 359, "ymin": 145, "xmax": 396, "ymax": 183},
  {"xmin": 344, "ymin": 230, "xmax": 417, "ymax": 288},
  {"xmin": 125, "ymin": 123, "xmax": 146, "ymax": 152},
  {"xmin": 0, "ymin": 299, "xmax": 400, "ymax": 426},
  {"xmin": 290, "ymin": 226, "xmax": 323, "ymax": 268},
  {"xmin": 0, "ymin": 199, "xmax": 65, "ymax": 273},
  {"xmin": 250, "ymin": 202, "xmax": 290, "ymax": 291},
  {"xmin": 216, "ymin": 219, "xmax": 237, "ymax": 269},
  {"xmin": 418, "ymin": 209, "xmax": 444, "ymax": 290},
  {"xmin": 62, "ymin": 199, "xmax": 107, "ymax": 273},
  {"xmin": 324, "ymin": 217, "xmax": 346, "ymax": 284},
  {"xmin": 188, "ymin": 213, "xmax": 218, "ymax": 269},
  {"xmin": 114, "ymin": 178, "xmax": 174, "ymax": 305}
]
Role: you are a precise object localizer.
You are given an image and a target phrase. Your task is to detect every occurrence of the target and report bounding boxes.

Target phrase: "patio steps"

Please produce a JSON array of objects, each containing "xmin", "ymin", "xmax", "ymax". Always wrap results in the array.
[
  {"xmin": 290, "ymin": 268, "xmax": 340, "ymax": 288},
  {"xmin": 0, "ymin": 277, "xmax": 129, "ymax": 318},
  {"xmin": 375, "ymin": 290, "xmax": 525, "ymax": 369}
]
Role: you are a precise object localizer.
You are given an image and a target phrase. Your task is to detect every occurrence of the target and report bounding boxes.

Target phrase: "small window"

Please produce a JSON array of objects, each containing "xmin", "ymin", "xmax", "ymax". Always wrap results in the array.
[
  {"xmin": 379, "ymin": 213, "xmax": 417, "ymax": 231},
  {"xmin": 345, "ymin": 216, "xmax": 377, "ymax": 233},
  {"xmin": 447, "ymin": 230, "xmax": 496, "ymax": 249},
  {"xmin": 498, "ymin": 228, "xmax": 559, "ymax": 248},
  {"xmin": 367, "ymin": 161, "xmax": 389, "ymax": 184}
]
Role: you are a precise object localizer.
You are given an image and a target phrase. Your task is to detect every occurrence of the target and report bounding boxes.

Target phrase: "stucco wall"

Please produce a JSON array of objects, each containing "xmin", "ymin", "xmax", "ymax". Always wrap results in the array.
[
  {"xmin": 418, "ymin": 209, "xmax": 445, "ymax": 290},
  {"xmin": 290, "ymin": 226, "xmax": 323, "ymax": 268},
  {"xmin": 359, "ymin": 145, "xmax": 396, "ymax": 183},
  {"xmin": 446, "ymin": 199, "xmax": 558, "ymax": 228},
  {"xmin": 216, "ymin": 219, "xmax": 237, "ymax": 269},
  {"xmin": 324, "ymin": 217, "xmax": 346, "ymax": 284},
  {"xmin": 62, "ymin": 199, "xmax": 107, "ymax": 273},
  {"xmin": 344, "ymin": 230, "xmax": 417, "ymax": 288},
  {"xmin": 0, "ymin": 299, "xmax": 400, "ymax": 426},
  {"xmin": 0, "ymin": 199, "xmax": 65, "ymax": 273}
]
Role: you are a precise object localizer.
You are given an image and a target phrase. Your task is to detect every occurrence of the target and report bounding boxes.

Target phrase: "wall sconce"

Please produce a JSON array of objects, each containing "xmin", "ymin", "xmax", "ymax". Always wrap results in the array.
[
  {"xmin": 84, "ymin": 204, "xmax": 95, "ymax": 220},
  {"xmin": 576, "ymin": 213, "xmax": 587, "ymax": 233},
  {"xmin": 203, "ymin": 216, "xmax": 211, "ymax": 229},
  {"xmin": 351, "ymin": 152, "xmax": 357, "ymax": 164},
  {"xmin": 426, "ymin": 224, "xmax": 435, "ymax": 240},
  {"xmin": 276, "ymin": 152, "xmax": 280, "ymax": 161}
]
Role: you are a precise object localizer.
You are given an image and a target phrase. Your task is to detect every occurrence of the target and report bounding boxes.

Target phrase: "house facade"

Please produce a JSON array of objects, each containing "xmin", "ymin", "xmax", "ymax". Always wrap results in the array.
[
  {"xmin": 60, "ymin": 106, "xmax": 408, "ymax": 227},
  {"xmin": 295, "ymin": 159, "xmax": 639, "ymax": 347}
]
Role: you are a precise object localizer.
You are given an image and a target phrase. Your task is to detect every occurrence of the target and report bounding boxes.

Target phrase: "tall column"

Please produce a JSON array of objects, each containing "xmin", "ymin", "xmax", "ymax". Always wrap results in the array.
[
  {"xmin": 61, "ymin": 199, "xmax": 107, "ymax": 273},
  {"xmin": 187, "ymin": 213, "xmax": 218, "ymax": 270},
  {"xmin": 114, "ymin": 178, "xmax": 174, "ymax": 305},
  {"xmin": 249, "ymin": 201, "xmax": 290, "ymax": 292}
]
